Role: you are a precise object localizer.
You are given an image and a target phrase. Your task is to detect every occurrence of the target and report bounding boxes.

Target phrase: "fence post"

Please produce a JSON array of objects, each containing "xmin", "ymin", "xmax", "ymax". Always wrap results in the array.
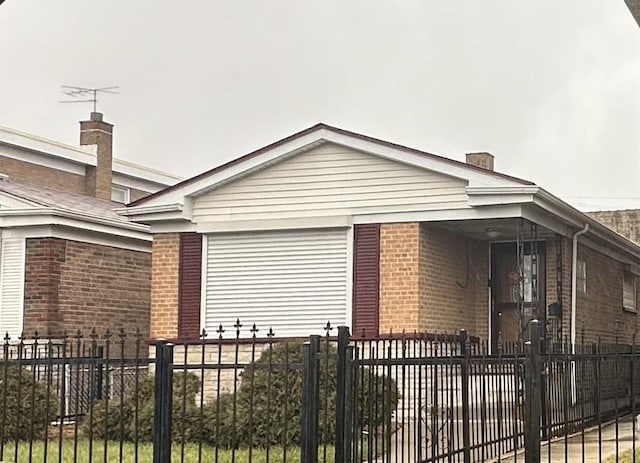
[
  {"xmin": 525, "ymin": 320, "xmax": 542, "ymax": 463},
  {"xmin": 335, "ymin": 326, "xmax": 350, "ymax": 463},
  {"xmin": 153, "ymin": 340, "xmax": 174, "ymax": 463},
  {"xmin": 460, "ymin": 330, "xmax": 472, "ymax": 463},
  {"xmin": 94, "ymin": 345, "xmax": 104, "ymax": 400},
  {"xmin": 301, "ymin": 335, "xmax": 320, "ymax": 463}
]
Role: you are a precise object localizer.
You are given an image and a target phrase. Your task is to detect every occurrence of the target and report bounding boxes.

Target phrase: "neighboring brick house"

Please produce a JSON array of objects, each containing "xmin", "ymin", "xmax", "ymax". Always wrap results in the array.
[
  {"xmin": 123, "ymin": 124, "xmax": 640, "ymax": 348},
  {"xmin": 0, "ymin": 112, "xmax": 180, "ymax": 341}
]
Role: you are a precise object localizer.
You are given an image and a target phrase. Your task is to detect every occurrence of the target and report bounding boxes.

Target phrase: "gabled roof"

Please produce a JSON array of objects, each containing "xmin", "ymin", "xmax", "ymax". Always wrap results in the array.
[{"xmin": 130, "ymin": 123, "xmax": 533, "ymax": 206}]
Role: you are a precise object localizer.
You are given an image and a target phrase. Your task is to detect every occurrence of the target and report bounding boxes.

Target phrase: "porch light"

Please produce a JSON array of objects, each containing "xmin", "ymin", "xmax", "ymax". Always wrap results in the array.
[{"xmin": 486, "ymin": 228, "xmax": 501, "ymax": 239}]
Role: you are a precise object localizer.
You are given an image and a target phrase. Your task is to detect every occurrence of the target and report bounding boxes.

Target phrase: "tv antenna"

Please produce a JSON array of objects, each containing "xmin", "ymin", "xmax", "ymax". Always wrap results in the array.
[{"xmin": 59, "ymin": 85, "xmax": 119, "ymax": 113}]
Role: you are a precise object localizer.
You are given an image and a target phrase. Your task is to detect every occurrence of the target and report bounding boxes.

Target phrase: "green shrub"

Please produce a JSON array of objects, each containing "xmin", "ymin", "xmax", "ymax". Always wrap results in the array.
[
  {"xmin": 0, "ymin": 366, "xmax": 59, "ymax": 441},
  {"xmin": 232, "ymin": 341, "xmax": 399, "ymax": 448},
  {"xmin": 85, "ymin": 371, "xmax": 202, "ymax": 442}
]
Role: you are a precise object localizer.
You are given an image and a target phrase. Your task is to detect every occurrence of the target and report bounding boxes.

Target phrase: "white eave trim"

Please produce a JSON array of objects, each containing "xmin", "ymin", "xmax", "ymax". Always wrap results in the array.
[
  {"xmin": 113, "ymin": 160, "xmax": 182, "ymax": 187},
  {"xmin": 0, "ymin": 208, "xmax": 151, "ymax": 241},
  {"xmin": 0, "ymin": 126, "xmax": 95, "ymax": 165},
  {"xmin": 116, "ymin": 203, "xmax": 188, "ymax": 223}
]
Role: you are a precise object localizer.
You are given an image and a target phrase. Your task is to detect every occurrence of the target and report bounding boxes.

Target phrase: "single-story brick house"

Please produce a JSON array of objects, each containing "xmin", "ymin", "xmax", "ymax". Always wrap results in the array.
[{"xmin": 123, "ymin": 124, "xmax": 640, "ymax": 348}]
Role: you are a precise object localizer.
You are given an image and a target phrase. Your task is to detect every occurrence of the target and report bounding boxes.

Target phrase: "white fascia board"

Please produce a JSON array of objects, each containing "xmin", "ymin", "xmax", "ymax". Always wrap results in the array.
[
  {"xmin": 113, "ymin": 160, "xmax": 182, "ymax": 187},
  {"xmin": 467, "ymin": 193, "xmax": 536, "ymax": 207},
  {"xmin": 0, "ymin": 208, "xmax": 151, "ymax": 241},
  {"xmin": 136, "ymin": 129, "xmax": 527, "ymax": 209},
  {"xmin": 3, "ymin": 225, "xmax": 151, "ymax": 252},
  {"xmin": 116, "ymin": 203, "xmax": 188, "ymax": 224},
  {"xmin": 0, "ymin": 126, "xmax": 96, "ymax": 166},
  {"xmin": 352, "ymin": 204, "xmax": 523, "ymax": 224},
  {"xmin": 116, "ymin": 203, "xmax": 183, "ymax": 216},
  {"xmin": 149, "ymin": 222, "xmax": 197, "ymax": 234}
]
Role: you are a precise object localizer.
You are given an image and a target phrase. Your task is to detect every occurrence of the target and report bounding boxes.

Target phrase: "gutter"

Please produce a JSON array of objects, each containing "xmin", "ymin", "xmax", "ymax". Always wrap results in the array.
[
  {"xmin": 570, "ymin": 223, "xmax": 589, "ymax": 405},
  {"xmin": 570, "ymin": 224, "xmax": 589, "ymax": 349}
]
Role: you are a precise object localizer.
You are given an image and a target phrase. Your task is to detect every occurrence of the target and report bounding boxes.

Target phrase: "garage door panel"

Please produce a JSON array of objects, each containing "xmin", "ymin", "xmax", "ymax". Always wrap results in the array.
[{"xmin": 205, "ymin": 229, "xmax": 348, "ymax": 337}]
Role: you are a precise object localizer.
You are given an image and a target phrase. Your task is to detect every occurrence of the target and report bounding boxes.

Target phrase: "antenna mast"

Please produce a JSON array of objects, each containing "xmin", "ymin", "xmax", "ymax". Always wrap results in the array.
[{"xmin": 59, "ymin": 85, "xmax": 119, "ymax": 112}]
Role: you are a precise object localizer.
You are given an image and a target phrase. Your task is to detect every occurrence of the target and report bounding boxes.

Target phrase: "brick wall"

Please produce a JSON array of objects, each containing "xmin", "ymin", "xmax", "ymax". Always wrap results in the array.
[
  {"xmin": 576, "ymin": 244, "xmax": 640, "ymax": 343},
  {"xmin": 23, "ymin": 238, "xmax": 66, "ymax": 334},
  {"xmin": 150, "ymin": 233, "xmax": 180, "ymax": 339},
  {"xmin": 378, "ymin": 223, "xmax": 488, "ymax": 337},
  {"xmin": 23, "ymin": 238, "xmax": 151, "ymax": 342},
  {"xmin": 545, "ymin": 236, "xmax": 573, "ymax": 343},
  {"xmin": 379, "ymin": 223, "xmax": 421, "ymax": 333},
  {"xmin": 0, "ymin": 155, "xmax": 87, "ymax": 195},
  {"xmin": 419, "ymin": 224, "xmax": 488, "ymax": 337}
]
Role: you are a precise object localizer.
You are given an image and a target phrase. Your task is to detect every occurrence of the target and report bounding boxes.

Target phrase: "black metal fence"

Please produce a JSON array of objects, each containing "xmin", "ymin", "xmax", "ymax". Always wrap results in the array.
[{"xmin": 0, "ymin": 322, "xmax": 639, "ymax": 462}]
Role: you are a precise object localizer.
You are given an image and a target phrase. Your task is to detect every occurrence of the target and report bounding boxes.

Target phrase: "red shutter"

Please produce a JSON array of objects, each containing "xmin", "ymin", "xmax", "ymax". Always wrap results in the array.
[
  {"xmin": 352, "ymin": 224, "xmax": 380, "ymax": 338},
  {"xmin": 178, "ymin": 233, "xmax": 202, "ymax": 341}
]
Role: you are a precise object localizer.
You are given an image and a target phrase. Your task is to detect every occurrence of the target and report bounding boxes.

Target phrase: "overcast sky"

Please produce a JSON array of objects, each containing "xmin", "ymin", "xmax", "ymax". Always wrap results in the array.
[{"xmin": 0, "ymin": 1, "xmax": 638, "ymax": 211}]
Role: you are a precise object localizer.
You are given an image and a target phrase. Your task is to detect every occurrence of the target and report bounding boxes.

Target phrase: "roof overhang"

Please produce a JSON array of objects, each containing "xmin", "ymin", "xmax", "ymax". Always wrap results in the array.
[{"xmin": 0, "ymin": 207, "xmax": 151, "ymax": 242}]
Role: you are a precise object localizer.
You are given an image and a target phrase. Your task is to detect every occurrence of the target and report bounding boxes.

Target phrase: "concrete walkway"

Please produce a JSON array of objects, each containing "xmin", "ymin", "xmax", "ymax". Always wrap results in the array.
[{"xmin": 496, "ymin": 417, "xmax": 638, "ymax": 463}]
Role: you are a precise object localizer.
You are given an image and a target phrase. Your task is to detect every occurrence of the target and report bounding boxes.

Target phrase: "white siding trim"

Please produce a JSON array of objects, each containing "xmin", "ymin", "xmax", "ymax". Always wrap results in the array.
[
  {"xmin": 0, "ymin": 236, "xmax": 25, "ymax": 339},
  {"xmin": 345, "ymin": 225, "xmax": 354, "ymax": 331},
  {"xmin": 200, "ymin": 233, "xmax": 208, "ymax": 335}
]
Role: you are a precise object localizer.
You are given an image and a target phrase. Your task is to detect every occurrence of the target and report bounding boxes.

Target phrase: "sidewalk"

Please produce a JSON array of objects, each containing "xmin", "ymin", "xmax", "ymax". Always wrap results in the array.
[{"xmin": 496, "ymin": 417, "xmax": 638, "ymax": 463}]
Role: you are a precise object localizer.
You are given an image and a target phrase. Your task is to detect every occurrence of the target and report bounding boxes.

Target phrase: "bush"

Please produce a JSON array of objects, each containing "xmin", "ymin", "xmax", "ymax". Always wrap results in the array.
[
  {"xmin": 0, "ymin": 366, "xmax": 59, "ymax": 441},
  {"xmin": 86, "ymin": 371, "xmax": 202, "ymax": 442},
  {"xmin": 231, "ymin": 341, "xmax": 399, "ymax": 448}
]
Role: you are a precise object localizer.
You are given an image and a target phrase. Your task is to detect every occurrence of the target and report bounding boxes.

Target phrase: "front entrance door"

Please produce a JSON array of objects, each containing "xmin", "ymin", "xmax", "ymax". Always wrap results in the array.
[{"xmin": 491, "ymin": 242, "xmax": 546, "ymax": 350}]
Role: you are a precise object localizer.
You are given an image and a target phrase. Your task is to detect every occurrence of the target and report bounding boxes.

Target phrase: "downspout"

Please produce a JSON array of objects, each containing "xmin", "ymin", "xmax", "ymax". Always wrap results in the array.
[
  {"xmin": 570, "ymin": 223, "xmax": 589, "ymax": 405},
  {"xmin": 570, "ymin": 223, "xmax": 589, "ymax": 349}
]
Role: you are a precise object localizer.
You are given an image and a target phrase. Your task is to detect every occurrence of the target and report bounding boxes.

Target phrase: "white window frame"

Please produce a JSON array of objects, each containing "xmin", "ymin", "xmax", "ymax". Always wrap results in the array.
[
  {"xmin": 111, "ymin": 185, "xmax": 131, "ymax": 204},
  {"xmin": 623, "ymin": 270, "xmax": 637, "ymax": 313}
]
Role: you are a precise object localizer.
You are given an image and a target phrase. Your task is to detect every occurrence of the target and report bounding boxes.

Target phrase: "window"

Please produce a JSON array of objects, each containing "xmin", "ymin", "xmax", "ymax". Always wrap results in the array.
[
  {"xmin": 111, "ymin": 185, "xmax": 130, "ymax": 203},
  {"xmin": 577, "ymin": 260, "xmax": 586, "ymax": 294},
  {"xmin": 623, "ymin": 271, "xmax": 637, "ymax": 312}
]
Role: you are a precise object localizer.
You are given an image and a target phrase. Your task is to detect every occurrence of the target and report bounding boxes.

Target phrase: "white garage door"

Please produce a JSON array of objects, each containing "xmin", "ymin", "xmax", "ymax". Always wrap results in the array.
[{"xmin": 204, "ymin": 229, "xmax": 349, "ymax": 337}]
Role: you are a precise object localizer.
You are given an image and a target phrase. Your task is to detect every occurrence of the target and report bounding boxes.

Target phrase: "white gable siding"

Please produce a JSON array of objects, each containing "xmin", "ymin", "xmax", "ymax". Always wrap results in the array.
[
  {"xmin": 204, "ymin": 229, "xmax": 348, "ymax": 337},
  {"xmin": 192, "ymin": 143, "xmax": 468, "ymax": 222},
  {"xmin": 0, "ymin": 237, "xmax": 25, "ymax": 339}
]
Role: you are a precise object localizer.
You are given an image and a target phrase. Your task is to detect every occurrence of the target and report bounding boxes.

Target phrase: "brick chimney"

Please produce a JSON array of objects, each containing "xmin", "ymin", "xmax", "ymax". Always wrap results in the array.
[
  {"xmin": 465, "ymin": 152, "xmax": 494, "ymax": 171},
  {"xmin": 80, "ymin": 112, "xmax": 113, "ymax": 200}
]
